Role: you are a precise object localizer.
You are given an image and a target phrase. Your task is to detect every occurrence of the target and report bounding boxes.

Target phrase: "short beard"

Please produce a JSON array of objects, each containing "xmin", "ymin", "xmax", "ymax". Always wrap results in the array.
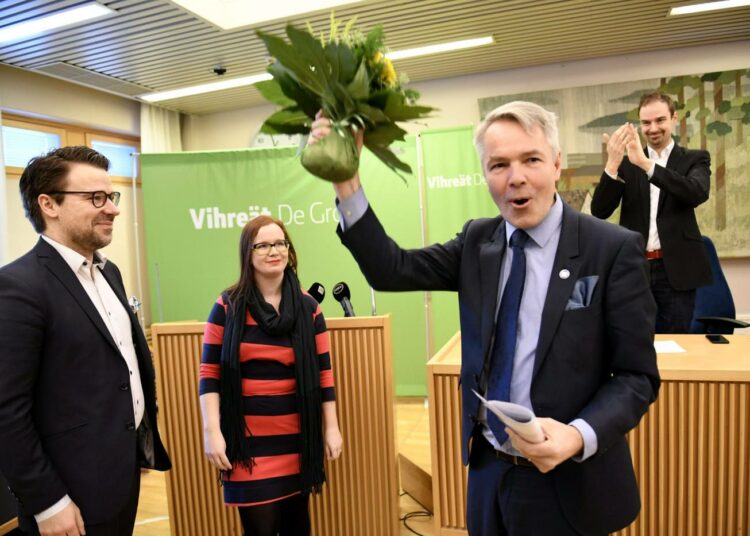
[{"xmin": 70, "ymin": 225, "xmax": 112, "ymax": 255}]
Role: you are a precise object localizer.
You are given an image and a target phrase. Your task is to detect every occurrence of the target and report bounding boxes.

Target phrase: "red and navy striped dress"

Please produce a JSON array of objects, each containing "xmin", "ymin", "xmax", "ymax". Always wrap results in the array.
[{"xmin": 200, "ymin": 293, "xmax": 335, "ymax": 506}]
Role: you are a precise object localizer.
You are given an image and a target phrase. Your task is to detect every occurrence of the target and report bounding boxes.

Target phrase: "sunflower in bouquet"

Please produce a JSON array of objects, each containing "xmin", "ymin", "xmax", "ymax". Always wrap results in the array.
[{"xmin": 256, "ymin": 16, "xmax": 434, "ymax": 182}]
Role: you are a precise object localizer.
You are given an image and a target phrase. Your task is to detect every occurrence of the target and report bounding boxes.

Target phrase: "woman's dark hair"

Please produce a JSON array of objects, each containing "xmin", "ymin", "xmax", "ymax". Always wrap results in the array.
[
  {"xmin": 19, "ymin": 146, "xmax": 110, "ymax": 233},
  {"xmin": 226, "ymin": 215, "xmax": 298, "ymax": 303}
]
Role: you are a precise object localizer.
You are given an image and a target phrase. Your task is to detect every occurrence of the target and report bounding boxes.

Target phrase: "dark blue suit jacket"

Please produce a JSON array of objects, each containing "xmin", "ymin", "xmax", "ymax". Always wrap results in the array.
[
  {"xmin": 0, "ymin": 239, "xmax": 170, "ymax": 524},
  {"xmin": 338, "ymin": 201, "xmax": 660, "ymax": 534}
]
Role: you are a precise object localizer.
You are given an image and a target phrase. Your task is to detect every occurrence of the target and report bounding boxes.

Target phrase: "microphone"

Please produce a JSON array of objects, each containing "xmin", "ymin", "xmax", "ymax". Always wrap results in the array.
[
  {"xmin": 307, "ymin": 282, "xmax": 325, "ymax": 304},
  {"xmin": 332, "ymin": 282, "xmax": 355, "ymax": 317}
]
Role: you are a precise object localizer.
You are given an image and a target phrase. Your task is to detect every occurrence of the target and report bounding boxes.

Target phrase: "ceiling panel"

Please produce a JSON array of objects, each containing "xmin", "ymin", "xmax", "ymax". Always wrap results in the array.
[{"xmin": 1, "ymin": 0, "xmax": 749, "ymax": 115}]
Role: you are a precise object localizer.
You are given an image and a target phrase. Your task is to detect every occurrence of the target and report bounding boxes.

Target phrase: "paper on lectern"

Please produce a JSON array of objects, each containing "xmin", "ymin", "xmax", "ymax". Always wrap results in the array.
[{"xmin": 473, "ymin": 390, "xmax": 545, "ymax": 444}]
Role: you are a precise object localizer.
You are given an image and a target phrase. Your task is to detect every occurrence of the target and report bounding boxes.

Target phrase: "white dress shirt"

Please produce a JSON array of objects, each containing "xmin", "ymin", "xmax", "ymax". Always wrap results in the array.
[{"xmin": 645, "ymin": 140, "xmax": 674, "ymax": 252}]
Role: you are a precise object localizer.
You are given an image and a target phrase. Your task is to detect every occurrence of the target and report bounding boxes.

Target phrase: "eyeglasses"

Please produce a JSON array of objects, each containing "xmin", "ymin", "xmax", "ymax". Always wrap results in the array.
[
  {"xmin": 48, "ymin": 190, "xmax": 121, "ymax": 208},
  {"xmin": 252, "ymin": 240, "xmax": 290, "ymax": 256}
]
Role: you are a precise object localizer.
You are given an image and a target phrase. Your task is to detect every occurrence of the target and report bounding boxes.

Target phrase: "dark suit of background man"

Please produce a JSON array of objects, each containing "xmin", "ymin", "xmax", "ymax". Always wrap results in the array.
[
  {"xmin": 310, "ymin": 101, "xmax": 660, "ymax": 535},
  {"xmin": 591, "ymin": 91, "xmax": 712, "ymax": 333},
  {"xmin": 0, "ymin": 147, "xmax": 171, "ymax": 536}
]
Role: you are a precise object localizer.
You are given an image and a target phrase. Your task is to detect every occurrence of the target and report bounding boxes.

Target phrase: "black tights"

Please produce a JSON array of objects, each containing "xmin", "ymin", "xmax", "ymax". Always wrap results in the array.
[{"xmin": 238, "ymin": 493, "xmax": 310, "ymax": 536}]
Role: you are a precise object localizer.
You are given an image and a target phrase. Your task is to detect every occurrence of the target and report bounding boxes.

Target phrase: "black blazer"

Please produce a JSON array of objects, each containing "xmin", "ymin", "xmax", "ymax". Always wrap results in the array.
[
  {"xmin": 590, "ymin": 144, "xmax": 712, "ymax": 291},
  {"xmin": 0, "ymin": 239, "xmax": 170, "ymax": 524},
  {"xmin": 338, "ymin": 201, "xmax": 660, "ymax": 534}
]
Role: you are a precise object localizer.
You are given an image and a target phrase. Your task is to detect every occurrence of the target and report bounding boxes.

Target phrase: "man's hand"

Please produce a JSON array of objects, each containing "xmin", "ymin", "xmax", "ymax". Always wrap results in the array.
[
  {"xmin": 38, "ymin": 502, "xmax": 85, "ymax": 536},
  {"xmin": 309, "ymin": 111, "xmax": 363, "ymax": 201},
  {"xmin": 506, "ymin": 418, "xmax": 584, "ymax": 474},
  {"xmin": 624, "ymin": 123, "xmax": 653, "ymax": 172},
  {"xmin": 603, "ymin": 123, "xmax": 632, "ymax": 176}
]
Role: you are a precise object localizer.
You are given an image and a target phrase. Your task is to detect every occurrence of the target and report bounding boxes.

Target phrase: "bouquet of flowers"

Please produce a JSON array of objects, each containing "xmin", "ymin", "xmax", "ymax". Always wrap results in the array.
[{"xmin": 256, "ymin": 16, "xmax": 434, "ymax": 182}]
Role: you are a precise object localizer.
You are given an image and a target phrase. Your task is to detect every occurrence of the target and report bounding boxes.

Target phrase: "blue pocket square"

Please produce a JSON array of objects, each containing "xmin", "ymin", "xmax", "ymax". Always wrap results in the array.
[{"xmin": 566, "ymin": 275, "xmax": 599, "ymax": 310}]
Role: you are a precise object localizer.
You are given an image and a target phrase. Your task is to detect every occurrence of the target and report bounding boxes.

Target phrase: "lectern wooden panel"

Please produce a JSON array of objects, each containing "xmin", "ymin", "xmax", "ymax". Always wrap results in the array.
[
  {"xmin": 427, "ymin": 334, "xmax": 750, "ymax": 536},
  {"xmin": 151, "ymin": 315, "xmax": 399, "ymax": 536}
]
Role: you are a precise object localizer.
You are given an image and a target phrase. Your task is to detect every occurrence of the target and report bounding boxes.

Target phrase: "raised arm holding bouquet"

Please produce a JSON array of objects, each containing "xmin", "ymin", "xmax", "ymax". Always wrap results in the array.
[{"xmin": 256, "ymin": 16, "xmax": 434, "ymax": 182}]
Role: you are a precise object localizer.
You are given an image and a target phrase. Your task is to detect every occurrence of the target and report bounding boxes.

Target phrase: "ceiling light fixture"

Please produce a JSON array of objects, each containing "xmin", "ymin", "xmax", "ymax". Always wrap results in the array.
[
  {"xmin": 139, "ymin": 73, "xmax": 273, "ymax": 102},
  {"xmin": 0, "ymin": 3, "xmax": 115, "ymax": 44},
  {"xmin": 170, "ymin": 0, "xmax": 365, "ymax": 30},
  {"xmin": 670, "ymin": 0, "xmax": 750, "ymax": 15},
  {"xmin": 386, "ymin": 36, "xmax": 494, "ymax": 61},
  {"xmin": 139, "ymin": 36, "xmax": 495, "ymax": 102}
]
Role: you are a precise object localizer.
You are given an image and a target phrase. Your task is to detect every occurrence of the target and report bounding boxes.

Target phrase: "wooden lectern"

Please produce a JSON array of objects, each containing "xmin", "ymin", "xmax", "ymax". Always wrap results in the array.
[
  {"xmin": 151, "ymin": 315, "xmax": 399, "ymax": 536},
  {"xmin": 427, "ymin": 333, "xmax": 750, "ymax": 535}
]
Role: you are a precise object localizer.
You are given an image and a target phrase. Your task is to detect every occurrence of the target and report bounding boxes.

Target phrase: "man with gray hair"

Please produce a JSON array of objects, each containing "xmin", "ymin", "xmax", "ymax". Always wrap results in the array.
[{"xmin": 313, "ymin": 101, "xmax": 659, "ymax": 535}]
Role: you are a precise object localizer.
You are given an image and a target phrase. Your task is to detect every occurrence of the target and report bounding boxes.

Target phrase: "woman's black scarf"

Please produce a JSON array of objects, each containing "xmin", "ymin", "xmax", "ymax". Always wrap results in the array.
[{"xmin": 219, "ymin": 267, "xmax": 325, "ymax": 493}]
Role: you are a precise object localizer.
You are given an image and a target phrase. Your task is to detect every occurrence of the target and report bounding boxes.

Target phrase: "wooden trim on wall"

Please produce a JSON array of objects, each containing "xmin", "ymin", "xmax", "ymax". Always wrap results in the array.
[{"xmin": 2, "ymin": 112, "xmax": 141, "ymax": 180}]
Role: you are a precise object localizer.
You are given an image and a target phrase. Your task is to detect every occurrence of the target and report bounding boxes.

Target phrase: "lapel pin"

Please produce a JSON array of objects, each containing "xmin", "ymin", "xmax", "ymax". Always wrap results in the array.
[
  {"xmin": 559, "ymin": 269, "xmax": 570, "ymax": 280},
  {"xmin": 128, "ymin": 296, "xmax": 142, "ymax": 314}
]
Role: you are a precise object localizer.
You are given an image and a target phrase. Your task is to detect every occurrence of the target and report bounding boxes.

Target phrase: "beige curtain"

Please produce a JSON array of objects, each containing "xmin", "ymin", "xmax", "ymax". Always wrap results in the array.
[{"xmin": 140, "ymin": 103, "xmax": 182, "ymax": 153}]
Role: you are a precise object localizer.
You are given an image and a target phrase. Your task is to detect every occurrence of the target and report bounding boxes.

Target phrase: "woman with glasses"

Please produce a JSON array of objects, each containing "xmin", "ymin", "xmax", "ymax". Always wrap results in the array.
[{"xmin": 199, "ymin": 215, "xmax": 342, "ymax": 535}]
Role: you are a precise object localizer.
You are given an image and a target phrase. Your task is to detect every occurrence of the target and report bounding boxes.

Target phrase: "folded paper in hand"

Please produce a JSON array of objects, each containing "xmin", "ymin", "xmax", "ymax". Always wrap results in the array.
[{"xmin": 473, "ymin": 390, "xmax": 545, "ymax": 444}]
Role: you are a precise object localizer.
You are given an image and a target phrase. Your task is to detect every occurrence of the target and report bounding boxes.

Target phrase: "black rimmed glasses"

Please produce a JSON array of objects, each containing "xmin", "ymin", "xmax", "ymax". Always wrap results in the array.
[
  {"xmin": 48, "ymin": 190, "xmax": 121, "ymax": 208},
  {"xmin": 252, "ymin": 240, "xmax": 290, "ymax": 256}
]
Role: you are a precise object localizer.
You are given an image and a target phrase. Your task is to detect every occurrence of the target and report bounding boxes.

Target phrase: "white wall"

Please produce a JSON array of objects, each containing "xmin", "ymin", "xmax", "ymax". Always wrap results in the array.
[
  {"xmin": 0, "ymin": 64, "xmax": 140, "ymax": 135},
  {"xmin": 182, "ymin": 104, "xmax": 275, "ymax": 150},
  {"xmin": 182, "ymin": 40, "xmax": 750, "ymax": 323}
]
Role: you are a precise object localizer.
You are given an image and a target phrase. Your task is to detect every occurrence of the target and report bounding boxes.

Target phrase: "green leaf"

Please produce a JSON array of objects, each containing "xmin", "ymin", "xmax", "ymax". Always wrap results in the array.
[
  {"xmin": 256, "ymin": 29, "xmax": 328, "ymax": 96},
  {"xmin": 285, "ymin": 24, "xmax": 333, "ymax": 89},
  {"xmin": 725, "ymin": 107, "xmax": 744, "ymax": 120},
  {"xmin": 695, "ymin": 108, "xmax": 712, "ymax": 121},
  {"xmin": 684, "ymin": 95, "xmax": 700, "ymax": 111},
  {"xmin": 325, "ymin": 42, "xmax": 358, "ymax": 85},
  {"xmin": 366, "ymin": 90, "xmax": 390, "ymax": 110},
  {"xmin": 346, "ymin": 60, "xmax": 370, "ymax": 100},
  {"xmin": 365, "ymin": 142, "xmax": 412, "ymax": 178},
  {"xmin": 716, "ymin": 71, "xmax": 736, "ymax": 85},
  {"xmin": 269, "ymin": 62, "xmax": 319, "ymax": 118},
  {"xmin": 255, "ymin": 79, "xmax": 295, "ymax": 107},
  {"xmin": 353, "ymin": 102, "xmax": 389, "ymax": 125},
  {"xmin": 260, "ymin": 107, "xmax": 310, "ymax": 135},
  {"xmin": 705, "ymin": 121, "xmax": 732, "ymax": 137},
  {"xmin": 384, "ymin": 92, "xmax": 434, "ymax": 121},
  {"xmin": 324, "ymin": 82, "xmax": 356, "ymax": 119},
  {"xmin": 717, "ymin": 99, "xmax": 732, "ymax": 114},
  {"xmin": 660, "ymin": 77, "xmax": 685, "ymax": 94},
  {"xmin": 701, "ymin": 72, "xmax": 721, "ymax": 82},
  {"xmin": 364, "ymin": 122, "xmax": 407, "ymax": 146}
]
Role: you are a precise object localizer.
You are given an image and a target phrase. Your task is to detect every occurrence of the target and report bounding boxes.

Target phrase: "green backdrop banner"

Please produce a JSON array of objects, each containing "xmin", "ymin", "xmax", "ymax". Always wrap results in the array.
[
  {"xmin": 141, "ymin": 129, "xmax": 498, "ymax": 396},
  {"xmin": 419, "ymin": 127, "xmax": 498, "ymax": 354},
  {"xmin": 141, "ymin": 139, "xmax": 429, "ymax": 396}
]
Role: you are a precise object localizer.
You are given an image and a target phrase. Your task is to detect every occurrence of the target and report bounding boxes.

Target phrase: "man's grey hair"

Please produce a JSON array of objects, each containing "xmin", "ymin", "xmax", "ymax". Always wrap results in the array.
[{"xmin": 474, "ymin": 101, "xmax": 560, "ymax": 162}]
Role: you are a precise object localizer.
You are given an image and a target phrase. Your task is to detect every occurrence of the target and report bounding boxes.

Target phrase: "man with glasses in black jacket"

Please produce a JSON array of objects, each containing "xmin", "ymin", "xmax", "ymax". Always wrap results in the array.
[{"xmin": 0, "ymin": 146, "xmax": 170, "ymax": 536}]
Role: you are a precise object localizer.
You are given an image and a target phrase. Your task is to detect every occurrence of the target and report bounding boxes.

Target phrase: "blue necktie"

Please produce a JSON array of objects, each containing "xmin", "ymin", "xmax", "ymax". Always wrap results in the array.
[{"xmin": 487, "ymin": 229, "xmax": 529, "ymax": 445}]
